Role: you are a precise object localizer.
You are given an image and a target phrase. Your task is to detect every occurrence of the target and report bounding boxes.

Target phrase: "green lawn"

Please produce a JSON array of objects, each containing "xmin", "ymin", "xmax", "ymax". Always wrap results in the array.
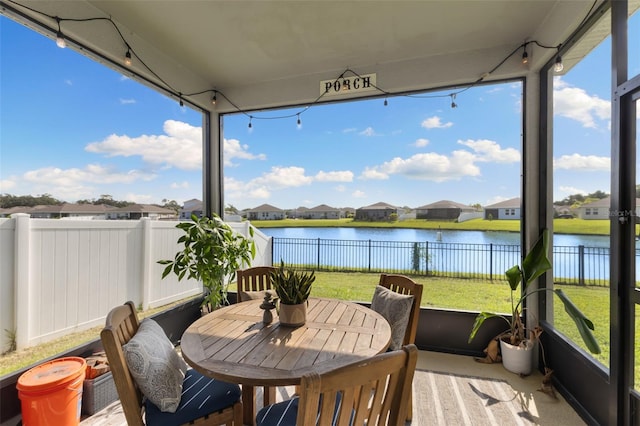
[
  {"xmin": 1, "ymin": 271, "xmax": 616, "ymax": 383},
  {"xmin": 251, "ymin": 217, "xmax": 612, "ymax": 236}
]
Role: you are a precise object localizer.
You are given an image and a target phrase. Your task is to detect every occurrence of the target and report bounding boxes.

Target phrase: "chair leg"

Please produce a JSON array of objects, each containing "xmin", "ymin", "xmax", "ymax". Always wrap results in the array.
[
  {"xmin": 263, "ymin": 385, "xmax": 276, "ymax": 407},
  {"xmin": 406, "ymin": 387, "xmax": 413, "ymax": 421}
]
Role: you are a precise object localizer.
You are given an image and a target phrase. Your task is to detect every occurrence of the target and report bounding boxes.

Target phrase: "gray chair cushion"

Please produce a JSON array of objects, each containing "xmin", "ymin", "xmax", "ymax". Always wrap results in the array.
[
  {"xmin": 370, "ymin": 285, "xmax": 413, "ymax": 350},
  {"xmin": 123, "ymin": 318, "xmax": 188, "ymax": 413}
]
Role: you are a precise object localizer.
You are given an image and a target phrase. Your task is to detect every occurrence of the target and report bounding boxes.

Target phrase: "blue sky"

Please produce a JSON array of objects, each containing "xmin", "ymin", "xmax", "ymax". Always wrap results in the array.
[{"xmin": 0, "ymin": 14, "xmax": 628, "ymax": 211}]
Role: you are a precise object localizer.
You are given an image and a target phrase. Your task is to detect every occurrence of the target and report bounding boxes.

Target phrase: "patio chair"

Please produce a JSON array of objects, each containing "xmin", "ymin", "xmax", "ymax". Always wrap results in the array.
[
  {"xmin": 236, "ymin": 266, "xmax": 278, "ymax": 406},
  {"xmin": 236, "ymin": 266, "xmax": 276, "ymax": 302},
  {"xmin": 375, "ymin": 273, "xmax": 423, "ymax": 421},
  {"xmin": 100, "ymin": 301, "xmax": 243, "ymax": 425},
  {"xmin": 255, "ymin": 344, "xmax": 418, "ymax": 426}
]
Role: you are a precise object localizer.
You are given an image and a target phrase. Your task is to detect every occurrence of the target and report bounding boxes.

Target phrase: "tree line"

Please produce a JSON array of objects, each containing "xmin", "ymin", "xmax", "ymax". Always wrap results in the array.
[{"xmin": 0, "ymin": 193, "xmax": 181, "ymax": 214}]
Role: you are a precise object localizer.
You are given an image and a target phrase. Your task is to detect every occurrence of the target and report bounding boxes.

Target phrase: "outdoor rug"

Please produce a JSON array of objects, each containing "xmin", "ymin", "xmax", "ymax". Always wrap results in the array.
[{"xmin": 412, "ymin": 369, "xmax": 539, "ymax": 425}]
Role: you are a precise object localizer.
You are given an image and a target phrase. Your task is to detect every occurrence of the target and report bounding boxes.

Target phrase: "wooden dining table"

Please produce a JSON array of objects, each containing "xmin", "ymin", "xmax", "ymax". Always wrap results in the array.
[{"xmin": 180, "ymin": 297, "xmax": 392, "ymax": 425}]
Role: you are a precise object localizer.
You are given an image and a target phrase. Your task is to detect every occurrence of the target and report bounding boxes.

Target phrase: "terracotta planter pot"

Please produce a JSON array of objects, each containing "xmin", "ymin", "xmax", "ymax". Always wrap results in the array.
[
  {"xmin": 500, "ymin": 338, "xmax": 534, "ymax": 375},
  {"xmin": 278, "ymin": 302, "xmax": 306, "ymax": 327}
]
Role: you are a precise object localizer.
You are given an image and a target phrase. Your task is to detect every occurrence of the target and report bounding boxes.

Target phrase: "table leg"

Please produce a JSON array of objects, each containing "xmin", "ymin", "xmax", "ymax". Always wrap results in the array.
[
  {"xmin": 242, "ymin": 385, "xmax": 256, "ymax": 426},
  {"xmin": 263, "ymin": 385, "xmax": 276, "ymax": 407}
]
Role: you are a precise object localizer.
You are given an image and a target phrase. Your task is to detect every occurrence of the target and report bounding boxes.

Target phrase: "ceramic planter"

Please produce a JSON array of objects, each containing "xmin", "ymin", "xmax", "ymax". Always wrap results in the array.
[
  {"xmin": 278, "ymin": 302, "xmax": 306, "ymax": 327},
  {"xmin": 500, "ymin": 339, "xmax": 534, "ymax": 375}
]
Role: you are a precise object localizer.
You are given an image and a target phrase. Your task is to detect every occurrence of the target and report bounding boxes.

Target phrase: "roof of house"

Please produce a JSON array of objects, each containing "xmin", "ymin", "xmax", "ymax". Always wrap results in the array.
[
  {"xmin": 416, "ymin": 200, "xmax": 473, "ymax": 210},
  {"xmin": 357, "ymin": 202, "xmax": 398, "ymax": 210},
  {"xmin": 484, "ymin": 197, "xmax": 521, "ymax": 209},
  {"xmin": 308, "ymin": 204, "xmax": 340, "ymax": 212},
  {"xmin": 249, "ymin": 204, "xmax": 284, "ymax": 212}
]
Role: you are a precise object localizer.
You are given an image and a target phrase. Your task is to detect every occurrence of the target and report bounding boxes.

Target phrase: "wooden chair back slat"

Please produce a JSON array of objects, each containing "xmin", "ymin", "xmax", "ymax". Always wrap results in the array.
[
  {"xmin": 296, "ymin": 344, "xmax": 418, "ymax": 426},
  {"xmin": 236, "ymin": 266, "xmax": 276, "ymax": 299}
]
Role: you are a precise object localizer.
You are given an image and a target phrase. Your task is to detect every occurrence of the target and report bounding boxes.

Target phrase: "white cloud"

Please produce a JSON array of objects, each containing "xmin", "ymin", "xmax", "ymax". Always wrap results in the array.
[
  {"xmin": 414, "ymin": 138, "xmax": 429, "ymax": 148},
  {"xmin": 553, "ymin": 78, "xmax": 610, "ymax": 128},
  {"xmin": 170, "ymin": 181, "xmax": 190, "ymax": 189},
  {"xmin": 558, "ymin": 186, "xmax": 588, "ymax": 195},
  {"xmin": 23, "ymin": 164, "xmax": 156, "ymax": 185},
  {"xmin": 457, "ymin": 139, "xmax": 520, "ymax": 163},
  {"xmin": 315, "ymin": 170, "xmax": 354, "ymax": 182},
  {"xmin": 85, "ymin": 120, "xmax": 202, "ymax": 170},
  {"xmin": 0, "ymin": 179, "xmax": 16, "ymax": 191},
  {"xmin": 334, "ymin": 184, "xmax": 347, "ymax": 192},
  {"xmin": 554, "ymin": 153, "xmax": 610, "ymax": 171},
  {"xmin": 252, "ymin": 166, "xmax": 313, "ymax": 189},
  {"xmin": 359, "ymin": 127, "xmax": 379, "ymax": 136},
  {"xmin": 123, "ymin": 193, "xmax": 154, "ymax": 204},
  {"xmin": 224, "ymin": 138, "xmax": 267, "ymax": 166},
  {"xmin": 352, "ymin": 190, "xmax": 366, "ymax": 198},
  {"xmin": 119, "ymin": 98, "xmax": 136, "ymax": 105},
  {"xmin": 360, "ymin": 151, "xmax": 480, "ymax": 182},
  {"xmin": 421, "ymin": 116, "xmax": 453, "ymax": 129}
]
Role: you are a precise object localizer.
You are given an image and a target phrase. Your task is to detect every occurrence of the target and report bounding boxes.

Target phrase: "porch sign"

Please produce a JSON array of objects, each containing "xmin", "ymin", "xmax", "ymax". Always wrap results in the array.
[{"xmin": 320, "ymin": 73, "xmax": 377, "ymax": 97}]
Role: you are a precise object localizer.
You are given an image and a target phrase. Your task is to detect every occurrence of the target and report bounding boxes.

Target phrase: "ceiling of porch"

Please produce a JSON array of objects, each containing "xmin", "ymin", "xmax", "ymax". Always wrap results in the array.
[{"xmin": 2, "ymin": 0, "xmax": 610, "ymax": 113}]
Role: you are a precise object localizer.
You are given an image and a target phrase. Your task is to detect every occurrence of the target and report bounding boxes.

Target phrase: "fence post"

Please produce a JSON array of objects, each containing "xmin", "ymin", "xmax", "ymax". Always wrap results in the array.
[
  {"xmin": 368, "ymin": 240, "xmax": 372, "ymax": 272},
  {"xmin": 425, "ymin": 241, "xmax": 429, "ymax": 275},
  {"xmin": 489, "ymin": 243, "xmax": 493, "ymax": 281},
  {"xmin": 14, "ymin": 213, "xmax": 30, "ymax": 350},
  {"xmin": 141, "ymin": 218, "xmax": 152, "ymax": 309},
  {"xmin": 578, "ymin": 245, "xmax": 585, "ymax": 286},
  {"xmin": 317, "ymin": 238, "xmax": 321, "ymax": 270}
]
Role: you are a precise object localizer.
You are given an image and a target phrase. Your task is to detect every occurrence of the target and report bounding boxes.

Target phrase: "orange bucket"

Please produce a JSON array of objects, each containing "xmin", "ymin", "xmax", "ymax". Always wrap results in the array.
[{"xmin": 17, "ymin": 356, "xmax": 86, "ymax": 426}]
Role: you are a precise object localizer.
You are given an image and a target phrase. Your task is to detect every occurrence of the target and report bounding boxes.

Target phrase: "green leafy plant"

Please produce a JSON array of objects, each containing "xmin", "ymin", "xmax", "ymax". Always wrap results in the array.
[
  {"xmin": 468, "ymin": 228, "xmax": 600, "ymax": 354},
  {"xmin": 270, "ymin": 260, "xmax": 315, "ymax": 305},
  {"xmin": 159, "ymin": 214, "xmax": 256, "ymax": 311}
]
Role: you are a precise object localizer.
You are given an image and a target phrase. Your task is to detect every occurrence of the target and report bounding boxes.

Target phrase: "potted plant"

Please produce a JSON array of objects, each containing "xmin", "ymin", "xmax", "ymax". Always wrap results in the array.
[
  {"xmin": 158, "ymin": 214, "xmax": 256, "ymax": 313},
  {"xmin": 468, "ymin": 228, "xmax": 600, "ymax": 375},
  {"xmin": 270, "ymin": 260, "xmax": 315, "ymax": 327}
]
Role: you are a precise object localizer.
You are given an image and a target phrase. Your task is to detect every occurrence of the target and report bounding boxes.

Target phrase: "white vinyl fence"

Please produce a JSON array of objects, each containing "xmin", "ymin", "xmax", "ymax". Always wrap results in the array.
[{"xmin": 0, "ymin": 214, "xmax": 272, "ymax": 351}]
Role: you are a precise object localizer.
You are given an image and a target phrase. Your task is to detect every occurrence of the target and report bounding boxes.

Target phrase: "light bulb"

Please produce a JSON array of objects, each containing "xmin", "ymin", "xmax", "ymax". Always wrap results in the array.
[
  {"xmin": 211, "ymin": 92, "xmax": 217, "ymax": 105},
  {"xmin": 554, "ymin": 56, "xmax": 564, "ymax": 73},
  {"xmin": 521, "ymin": 51, "xmax": 528, "ymax": 64},
  {"xmin": 124, "ymin": 50, "xmax": 132, "ymax": 66},
  {"xmin": 56, "ymin": 31, "xmax": 66, "ymax": 48}
]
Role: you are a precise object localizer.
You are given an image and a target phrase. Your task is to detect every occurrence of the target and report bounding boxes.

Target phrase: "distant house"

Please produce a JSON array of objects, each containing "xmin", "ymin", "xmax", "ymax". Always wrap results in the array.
[
  {"xmin": 415, "ymin": 200, "xmax": 476, "ymax": 220},
  {"xmin": 287, "ymin": 206, "xmax": 309, "ymax": 219},
  {"xmin": 304, "ymin": 204, "xmax": 344, "ymax": 219},
  {"xmin": 484, "ymin": 197, "xmax": 521, "ymax": 220},
  {"xmin": 180, "ymin": 199, "xmax": 203, "ymax": 219},
  {"xmin": 0, "ymin": 203, "xmax": 119, "ymax": 219},
  {"xmin": 576, "ymin": 196, "xmax": 638, "ymax": 220},
  {"xmin": 247, "ymin": 204, "xmax": 286, "ymax": 220},
  {"xmin": 355, "ymin": 202, "xmax": 398, "ymax": 221},
  {"xmin": 106, "ymin": 204, "xmax": 177, "ymax": 220}
]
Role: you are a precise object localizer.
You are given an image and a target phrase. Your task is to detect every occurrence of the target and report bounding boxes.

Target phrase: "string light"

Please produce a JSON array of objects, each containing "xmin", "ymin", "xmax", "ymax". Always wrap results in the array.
[
  {"xmin": 13, "ymin": 1, "xmax": 593, "ymax": 125},
  {"xmin": 55, "ymin": 17, "xmax": 66, "ymax": 48},
  {"xmin": 296, "ymin": 113, "xmax": 301, "ymax": 128},
  {"xmin": 554, "ymin": 55, "xmax": 564, "ymax": 73}
]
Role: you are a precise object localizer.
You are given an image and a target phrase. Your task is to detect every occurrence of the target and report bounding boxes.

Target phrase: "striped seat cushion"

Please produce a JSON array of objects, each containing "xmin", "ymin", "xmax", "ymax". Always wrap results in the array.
[
  {"xmin": 256, "ymin": 393, "xmax": 347, "ymax": 426},
  {"xmin": 144, "ymin": 369, "xmax": 241, "ymax": 426}
]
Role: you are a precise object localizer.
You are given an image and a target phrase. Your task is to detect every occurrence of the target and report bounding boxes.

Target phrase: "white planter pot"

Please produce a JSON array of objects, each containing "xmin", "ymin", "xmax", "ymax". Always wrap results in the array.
[
  {"xmin": 278, "ymin": 302, "xmax": 306, "ymax": 327},
  {"xmin": 500, "ymin": 339, "xmax": 534, "ymax": 375}
]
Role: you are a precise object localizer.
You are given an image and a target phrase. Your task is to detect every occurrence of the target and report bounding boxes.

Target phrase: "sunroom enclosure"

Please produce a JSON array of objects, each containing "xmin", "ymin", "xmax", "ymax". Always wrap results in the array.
[{"xmin": 2, "ymin": 1, "xmax": 639, "ymax": 424}]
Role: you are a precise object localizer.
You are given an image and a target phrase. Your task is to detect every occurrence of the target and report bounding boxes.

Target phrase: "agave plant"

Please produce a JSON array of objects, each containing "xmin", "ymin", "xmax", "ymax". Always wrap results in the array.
[
  {"xmin": 270, "ymin": 260, "xmax": 315, "ymax": 305},
  {"xmin": 468, "ymin": 228, "xmax": 600, "ymax": 354}
]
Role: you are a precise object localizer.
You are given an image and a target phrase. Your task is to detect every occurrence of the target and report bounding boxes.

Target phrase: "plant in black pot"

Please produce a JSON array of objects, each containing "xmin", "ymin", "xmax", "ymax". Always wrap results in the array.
[
  {"xmin": 158, "ymin": 214, "xmax": 256, "ymax": 313},
  {"xmin": 270, "ymin": 260, "xmax": 315, "ymax": 327},
  {"xmin": 468, "ymin": 228, "xmax": 600, "ymax": 375}
]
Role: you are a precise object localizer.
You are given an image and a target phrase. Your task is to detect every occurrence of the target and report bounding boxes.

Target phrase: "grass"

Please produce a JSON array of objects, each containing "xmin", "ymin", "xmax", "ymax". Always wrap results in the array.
[
  {"xmin": 0, "ymin": 300, "xmax": 189, "ymax": 377},
  {"xmin": 1, "ymin": 271, "xmax": 614, "ymax": 382},
  {"xmin": 251, "ymin": 217, "xmax": 612, "ymax": 236}
]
